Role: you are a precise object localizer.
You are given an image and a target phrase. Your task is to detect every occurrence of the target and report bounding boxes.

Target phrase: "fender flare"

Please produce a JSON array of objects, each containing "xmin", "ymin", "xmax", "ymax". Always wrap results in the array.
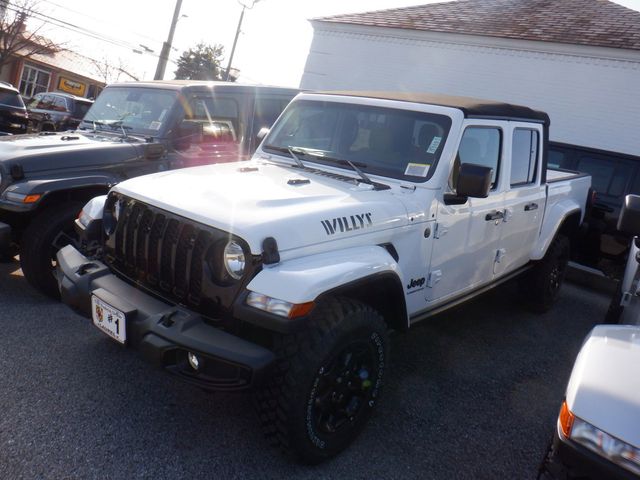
[
  {"xmin": 246, "ymin": 244, "xmax": 406, "ymax": 317},
  {"xmin": 531, "ymin": 199, "xmax": 581, "ymax": 260},
  {"xmin": 9, "ymin": 175, "xmax": 119, "ymax": 197}
]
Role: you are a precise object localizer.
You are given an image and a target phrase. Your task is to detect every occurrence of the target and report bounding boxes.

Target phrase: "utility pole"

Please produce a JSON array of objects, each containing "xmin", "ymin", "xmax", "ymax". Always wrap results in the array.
[
  {"xmin": 154, "ymin": 0, "xmax": 183, "ymax": 80},
  {"xmin": 224, "ymin": 0, "xmax": 260, "ymax": 81}
]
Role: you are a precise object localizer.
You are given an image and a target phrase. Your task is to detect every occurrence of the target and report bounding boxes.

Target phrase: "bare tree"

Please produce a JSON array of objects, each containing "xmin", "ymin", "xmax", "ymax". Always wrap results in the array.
[
  {"xmin": 91, "ymin": 56, "xmax": 138, "ymax": 84},
  {"xmin": 0, "ymin": 0, "xmax": 62, "ymax": 75}
]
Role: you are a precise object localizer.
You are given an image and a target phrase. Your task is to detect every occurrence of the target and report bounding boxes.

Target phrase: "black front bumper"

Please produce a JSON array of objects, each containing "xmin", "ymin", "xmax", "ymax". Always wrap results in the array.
[
  {"xmin": 540, "ymin": 430, "xmax": 638, "ymax": 480},
  {"xmin": 57, "ymin": 245, "xmax": 275, "ymax": 391}
]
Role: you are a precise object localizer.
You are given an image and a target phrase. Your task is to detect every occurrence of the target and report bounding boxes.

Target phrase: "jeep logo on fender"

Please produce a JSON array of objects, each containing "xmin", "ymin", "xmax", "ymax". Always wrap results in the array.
[
  {"xmin": 407, "ymin": 277, "xmax": 426, "ymax": 290},
  {"xmin": 321, "ymin": 213, "xmax": 373, "ymax": 236}
]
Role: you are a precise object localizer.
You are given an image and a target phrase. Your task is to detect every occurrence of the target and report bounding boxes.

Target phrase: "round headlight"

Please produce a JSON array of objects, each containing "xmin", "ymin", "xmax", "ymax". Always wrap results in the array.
[{"xmin": 223, "ymin": 241, "xmax": 245, "ymax": 280}]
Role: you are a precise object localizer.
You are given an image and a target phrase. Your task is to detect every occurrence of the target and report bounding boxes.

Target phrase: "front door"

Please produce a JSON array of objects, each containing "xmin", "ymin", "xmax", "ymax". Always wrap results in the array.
[{"xmin": 426, "ymin": 123, "xmax": 506, "ymax": 304}]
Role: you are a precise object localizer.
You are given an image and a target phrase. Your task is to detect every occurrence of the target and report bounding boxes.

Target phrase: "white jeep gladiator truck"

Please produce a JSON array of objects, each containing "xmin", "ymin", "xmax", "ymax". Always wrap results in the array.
[{"xmin": 56, "ymin": 92, "xmax": 591, "ymax": 463}]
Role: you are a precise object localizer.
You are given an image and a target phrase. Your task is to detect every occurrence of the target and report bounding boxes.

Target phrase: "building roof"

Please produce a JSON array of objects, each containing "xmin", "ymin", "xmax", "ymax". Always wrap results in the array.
[
  {"xmin": 315, "ymin": 91, "xmax": 550, "ymax": 124},
  {"xmin": 26, "ymin": 49, "xmax": 105, "ymax": 83},
  {"xmin": 315, "ymin": 0, "xmax": 640, "ymax": 51}
]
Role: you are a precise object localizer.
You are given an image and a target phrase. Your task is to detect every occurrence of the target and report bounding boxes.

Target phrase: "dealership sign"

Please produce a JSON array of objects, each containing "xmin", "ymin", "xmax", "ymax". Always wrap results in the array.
[{"xmin": 57, "ymin": 77, "xmax": 86, "ymax": 96}]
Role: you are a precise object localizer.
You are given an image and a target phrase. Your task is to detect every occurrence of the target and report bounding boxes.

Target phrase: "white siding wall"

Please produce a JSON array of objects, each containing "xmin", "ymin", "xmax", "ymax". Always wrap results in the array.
[{"xmin": 301, "ymin": 23, "xmax": 640, "ymax": 157}]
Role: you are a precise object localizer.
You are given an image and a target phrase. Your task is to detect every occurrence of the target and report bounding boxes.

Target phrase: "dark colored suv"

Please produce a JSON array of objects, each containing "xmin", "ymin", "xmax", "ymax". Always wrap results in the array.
[
  {"xmin": 0, "ymin": 80, "xmax": 298, "ymax": 297},
  {"xmin": 0, "ymin": 82, "xmax": 28, "ymax": 135},
  {"xmin": 27, "ymin": 92, "xmax": 93, "ymax": 132}
]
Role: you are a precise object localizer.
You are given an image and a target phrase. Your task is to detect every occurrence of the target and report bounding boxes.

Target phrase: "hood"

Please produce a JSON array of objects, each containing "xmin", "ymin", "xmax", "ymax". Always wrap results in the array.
[
  {"xmin": 114, "ymin": 160, "xmax": 410, "ymax": 254},
  {"xmin": 566, "ymin": 325, "xmax": 640, "ymax": 448},
  {"xmin": 0, "ymin": 131, "xmax": 145, "ymax": 173}
]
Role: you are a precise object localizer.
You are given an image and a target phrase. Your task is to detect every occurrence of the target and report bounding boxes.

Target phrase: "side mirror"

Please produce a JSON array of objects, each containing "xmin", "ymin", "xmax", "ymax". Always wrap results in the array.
[
  {"xmin": 444, "ymin": 163, "xmax": 493, "ymax": 205},
  {"xmin": 617, "ymin": 194, "xmax": 640, "ymax": 236},
  {"xmin": 256, "ymin": 127, "xmax": 270, "ymax": 144},
  {"xmin": 173, "ymin": 120, "xmax": 203, "ymax": 150}
]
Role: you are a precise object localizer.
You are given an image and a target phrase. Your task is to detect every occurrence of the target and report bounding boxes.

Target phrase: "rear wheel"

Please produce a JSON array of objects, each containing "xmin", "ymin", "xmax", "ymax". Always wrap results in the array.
[
  {"xmin": 255, "ymin": 297, "xmax": 388, "ymax": 464},
  {"xmin": 20, "ymin": 201, "xmax": 83, "ymax": 298},
  {"xmin": 604, "ymin": 283, "xmax": 624, "ymax": 324},
  {"xmin": 522, "ymin": 234, "xmax": 570, "ymax": 313}
]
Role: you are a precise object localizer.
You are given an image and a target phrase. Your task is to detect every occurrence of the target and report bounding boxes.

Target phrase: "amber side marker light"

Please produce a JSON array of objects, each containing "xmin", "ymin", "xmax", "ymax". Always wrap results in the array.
[
  {"xmin": 288, "ymin": 301, "xmax": 315, "ymax": 318},
  {"xmin": 559, "ymin": 400, "xmax": 575, "ymax": 438},
  {"xmin": 23, "ymin": 194, "xmax": 41, "ymax": 204}
]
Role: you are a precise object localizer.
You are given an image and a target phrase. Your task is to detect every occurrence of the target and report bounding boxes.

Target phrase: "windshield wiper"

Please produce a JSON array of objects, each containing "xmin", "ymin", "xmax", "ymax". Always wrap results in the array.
[
  {"xmin": 262, "ymin": 144, "xmax": 305, "ymax": 168},
  {"xmin": 333, "ymin": 158, "xmax": 374, "ymax": 187},
  {"xmin": 264, "ymin": 144, "xmax": 379, "ymax": 188},
  {"xmin": 80, "ymin": 119, "xmax": 106, "ymax": 132},
  {"xmin": 290, "ymin": 148, "xmax": 374, "ymax": 187},
  {"xmin": 287, "ymin": 146, "xmax": 305, "ymax": 168}
]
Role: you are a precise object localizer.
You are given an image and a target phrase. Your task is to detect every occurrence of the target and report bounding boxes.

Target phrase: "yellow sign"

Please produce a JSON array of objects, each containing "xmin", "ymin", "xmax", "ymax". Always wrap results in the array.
[{"xmin": 57, "ymin": 77, "xmax": 86, "ymax": 96}]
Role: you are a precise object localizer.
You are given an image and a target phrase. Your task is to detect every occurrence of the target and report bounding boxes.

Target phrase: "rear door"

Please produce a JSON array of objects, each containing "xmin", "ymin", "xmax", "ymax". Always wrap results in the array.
[{"xmin": 497, "ymin": 124, "xmax": 545, "ymax": 275}]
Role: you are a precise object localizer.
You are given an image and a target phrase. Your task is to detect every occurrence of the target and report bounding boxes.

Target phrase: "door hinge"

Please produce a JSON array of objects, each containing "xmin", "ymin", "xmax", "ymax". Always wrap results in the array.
[
  {"xmin": 495, "ymin": 248, "xmax": 506, "ymax": 264},
  {"xmin": 427, "ymin": 270, "xmax": 442, "ymax": 287},
  {"xmin": 434, "ymin": 223, "xmax": 447, "ymax": 239}
]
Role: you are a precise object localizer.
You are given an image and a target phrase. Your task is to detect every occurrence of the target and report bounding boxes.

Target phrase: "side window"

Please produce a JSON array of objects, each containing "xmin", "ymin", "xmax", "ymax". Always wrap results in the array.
[
  {"xmin": 511, "ymin": 128, "xmax": 539, "ymax": 186},
  {"xmin": 186, "ymin": 95, "xmax": 242, "ymax": 145},
  {"xmin": 36, "ymin": 94, "xmax": 53, "ymax": 110},
  {"xmin": 452, "ymin": 127, "xmax": 501, "ymax": 189},
  {"xmin": 52, "ymin": 96, "xmax": 68, "ymax": 112},
  {"xmin": 253, "ymin": 97, "xmax": 288, "ymax": 133},
  {"xmin": 548, "ymin": 149, "xmax": 569, "ymax": 169}
]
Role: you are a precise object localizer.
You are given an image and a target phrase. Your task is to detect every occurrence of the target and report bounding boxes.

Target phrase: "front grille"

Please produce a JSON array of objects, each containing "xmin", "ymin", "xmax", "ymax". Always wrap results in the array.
[{"xmin": 104, "ymin": 195, "xmax": 258, "ymax": 317}]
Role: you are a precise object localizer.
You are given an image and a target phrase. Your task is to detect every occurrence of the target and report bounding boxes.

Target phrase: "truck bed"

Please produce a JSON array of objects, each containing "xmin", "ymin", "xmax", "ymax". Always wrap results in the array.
[{"xmin": 546, "ymin": 167, "xmax": 590, "ymax": 184}]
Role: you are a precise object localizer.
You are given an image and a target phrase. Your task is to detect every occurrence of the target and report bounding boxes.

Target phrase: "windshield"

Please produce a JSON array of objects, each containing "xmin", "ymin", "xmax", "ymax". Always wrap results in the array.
[
  {"xmin": 263, "ymin": 99, "xmax": 452, "ymax": 182},
  {"xmin": 82, "ymin": 87, "xmax": 178, "ymax": 135}
]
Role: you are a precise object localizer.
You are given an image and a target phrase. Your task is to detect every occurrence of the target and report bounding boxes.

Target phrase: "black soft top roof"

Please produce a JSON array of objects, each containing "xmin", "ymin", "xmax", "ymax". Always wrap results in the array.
[{"xmin": 316, "ymin": 91, "xmax": 550, "ymax": 125}]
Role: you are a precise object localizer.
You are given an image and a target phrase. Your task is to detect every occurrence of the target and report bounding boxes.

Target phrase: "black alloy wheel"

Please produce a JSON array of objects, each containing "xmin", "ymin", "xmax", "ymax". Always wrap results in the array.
[
  {"xmin": 310, "ymin": 340, "xmax": 378, "ymax": 436},
  {"xmin": 255, "ymin": 297, "xmax": 388, "ymax": 464}
]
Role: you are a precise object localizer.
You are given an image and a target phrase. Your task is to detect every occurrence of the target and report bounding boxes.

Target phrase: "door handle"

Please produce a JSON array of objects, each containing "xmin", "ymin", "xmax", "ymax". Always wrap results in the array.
[
  {"xmin": 524, "ymin": 202, "xmax": 539, "ymax": 211},
  {"xmin": 485, "ymin": 210, "xmax": 505, "ymax": 221}
]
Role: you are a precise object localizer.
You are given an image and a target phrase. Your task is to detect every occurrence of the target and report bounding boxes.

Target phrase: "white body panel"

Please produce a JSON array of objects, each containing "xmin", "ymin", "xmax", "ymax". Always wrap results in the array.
[
  {"xmin": 618, "ymin": 237, "xmax": 640, "ymax": 326},
  {"xmin": 531, "ymin": 176, "xmax": 591, "ymax": 260},
  {"xmin": 301, "ymin": 24, "xmax": 640, "ymax": 158},
  {"xmin": 247, "ymin": 245, "xmax": 401, "ymax": 305},
  {"xmin": 101, "ymin": 93, "xmax": 590, "ymax": 324},
  {"xmin": 565, "ymin": 325, "xmax": 640, "ymax": 448}
]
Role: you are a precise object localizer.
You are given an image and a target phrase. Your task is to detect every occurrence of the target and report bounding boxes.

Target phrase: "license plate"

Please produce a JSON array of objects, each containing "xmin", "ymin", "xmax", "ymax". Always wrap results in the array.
[{"xmin": 91, "ymin": 296, "xmax": 126, "ymax": 344}]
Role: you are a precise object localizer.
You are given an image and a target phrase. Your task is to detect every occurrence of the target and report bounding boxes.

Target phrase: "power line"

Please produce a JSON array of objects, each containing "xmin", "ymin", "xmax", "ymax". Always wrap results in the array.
[
  {"xmin": 39, "ymin": 0, "xmax": 165, "ymax": 47},
  {"xmin": 3, "ymin": 3, "xmax": 162, "ymax": 58}
]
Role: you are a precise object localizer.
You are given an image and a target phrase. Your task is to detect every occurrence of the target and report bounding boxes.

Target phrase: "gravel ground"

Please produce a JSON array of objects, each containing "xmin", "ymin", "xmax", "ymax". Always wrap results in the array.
[{"xmin": 0, "ymin": 260, "xmax": 610, "ymax": 479}]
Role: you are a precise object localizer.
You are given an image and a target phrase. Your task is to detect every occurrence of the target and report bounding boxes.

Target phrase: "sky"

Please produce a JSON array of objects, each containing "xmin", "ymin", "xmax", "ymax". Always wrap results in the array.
[{"xmin": 25, "ymin": 0, "xmax": 640, "ymax": 88}]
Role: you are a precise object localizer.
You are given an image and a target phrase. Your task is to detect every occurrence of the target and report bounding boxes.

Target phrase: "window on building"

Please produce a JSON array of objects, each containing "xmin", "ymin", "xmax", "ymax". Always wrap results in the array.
[
  {"xmin": 19, "ymin": 65, "xmax": 51, "ymax": 99},
  {"xmin": 511, "ymin": 129, "xmax": 539, "ymax": 186}
]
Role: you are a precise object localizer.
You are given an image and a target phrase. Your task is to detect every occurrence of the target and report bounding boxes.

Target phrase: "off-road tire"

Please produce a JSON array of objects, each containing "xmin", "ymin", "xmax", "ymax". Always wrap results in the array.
[
  {"xmin": 20, "ymin": 201, "xmax": 83, "ymax": 298},
  {"xmin": 255, "ymin": 297, "xmax": 388, "ymax": 464},
  {"xmin": 604, "ymin": 283, "xmax": 624, "ymax": 324},
  {"xmin": 523, "ymin": 234, "xmax": 570, "ymax": 313}
]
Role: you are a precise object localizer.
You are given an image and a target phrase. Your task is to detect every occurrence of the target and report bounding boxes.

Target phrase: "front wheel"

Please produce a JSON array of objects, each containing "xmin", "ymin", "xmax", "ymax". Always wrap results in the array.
[
  {"xmin": 20, "ymin": 201, "xmax": 83, "ymax": 298},
  {"xmin": 255, "ymin": 297, "xmax": 388, "ymax": 464}
]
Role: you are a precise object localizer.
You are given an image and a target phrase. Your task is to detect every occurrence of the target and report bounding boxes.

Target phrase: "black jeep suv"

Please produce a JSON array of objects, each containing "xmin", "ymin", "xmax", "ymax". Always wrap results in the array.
[
  {"xmin": 0, "ymin": 82, "xmax": 28, "ymax": 135},
  {"xmin": 0, "ymin": 80, "xmax": 298, "ymax": 297}
]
